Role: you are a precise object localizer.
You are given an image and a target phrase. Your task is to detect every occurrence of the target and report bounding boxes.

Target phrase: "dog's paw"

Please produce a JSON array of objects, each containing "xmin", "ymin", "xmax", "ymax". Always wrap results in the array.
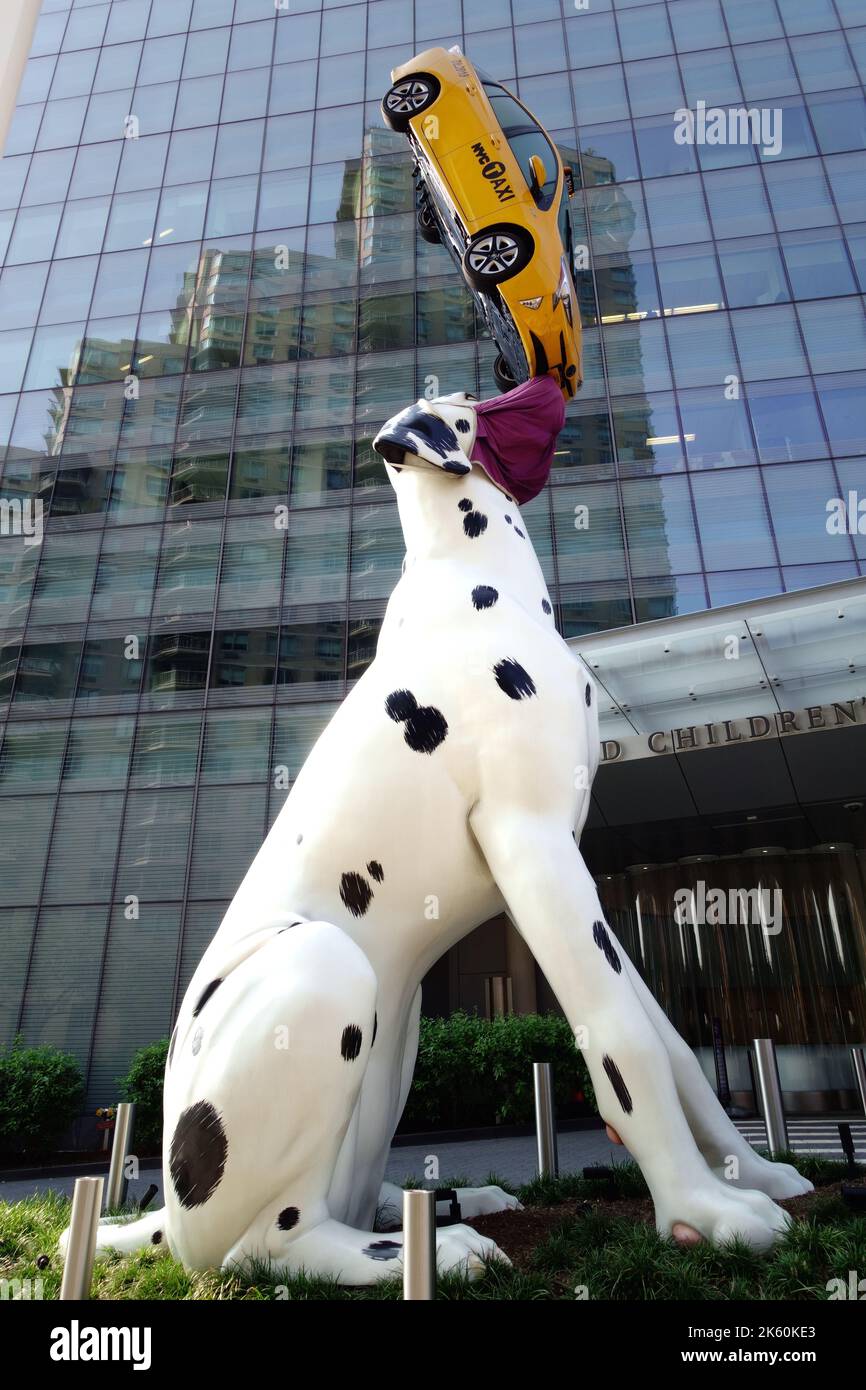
[
  {"xmin": 714, "ymin": 1154, "xmax": 813, "ymax": 1200},
  {"xmin": 454, "ymin": 1184, "xmax": 523, "ymax": 1218},
  {"xmin": 658, "ymin": 1180, "xmax": 791, "ymax": 1252},
  {"xmin": 436, "ymin": 1222, "xmax": 509, "ymax": 1277}
]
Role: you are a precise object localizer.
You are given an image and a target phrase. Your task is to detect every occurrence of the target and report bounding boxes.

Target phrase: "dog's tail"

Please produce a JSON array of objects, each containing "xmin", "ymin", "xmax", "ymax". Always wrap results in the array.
[{"xmin": 59, "ymin": 1205, "xmax": 168, "ymax": 1262}]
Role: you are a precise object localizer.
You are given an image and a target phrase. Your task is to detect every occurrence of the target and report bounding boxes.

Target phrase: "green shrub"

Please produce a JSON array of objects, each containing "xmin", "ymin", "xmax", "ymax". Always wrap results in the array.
[
  {"xmin": 119, "ymin": 1013, "xmax": 595, "ymax": 1150},
  {"xmin": 117, "ymin": 1038, "xmax": 169, "ymax": 1150},
  {"xmin": 401, "ymin": 1011, "xmax": 596, "ymax": 1131},
  {"xmin": 0, "ymin": 1037, "xmax": 85, "ymax": 1154}
]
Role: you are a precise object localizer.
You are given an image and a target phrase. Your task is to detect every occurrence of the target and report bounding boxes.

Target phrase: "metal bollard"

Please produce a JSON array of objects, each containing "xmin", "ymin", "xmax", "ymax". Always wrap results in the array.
[
  {"xmin": 752, "ymin": 1038, "xmax": 788, "ymax": 1156},
  {"xmin": 851, "ymin": 1046, "xmax": 866, "ymax": 1118},
  {"xmin": 402, "ymin": 1188, "xmax": 436, "ymax": 1300},
  {"xmin": 533, "ymin": 1061, "xmax": 559, "ymax": 1178},
  {"xmin": 104, "ymin": 1102, "xmax": 135, "ymax": 1212},
  {"xmin": 59, "ymin": 1176, "xmax": 103, "ymax": 1301}
]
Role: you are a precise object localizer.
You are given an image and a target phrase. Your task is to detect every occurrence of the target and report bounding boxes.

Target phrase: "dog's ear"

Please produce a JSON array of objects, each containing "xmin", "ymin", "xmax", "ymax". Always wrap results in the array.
[{"xmin": 373, "ymin": 400, "xmax": 475, "ymax": 475}]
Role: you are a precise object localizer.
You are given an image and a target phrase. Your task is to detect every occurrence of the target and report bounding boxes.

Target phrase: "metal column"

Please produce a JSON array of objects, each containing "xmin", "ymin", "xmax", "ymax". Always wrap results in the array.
[
  {"xmin": 533, "ymin": 1061, "xmax": 559, "ymax": 1178},
  {"xmin": 752, "ymin": 1038, "xmax": 788, "ymax": 1156},
  {"xmin": 59, "ymin": 1176, "xmax": 103, "ymax": 1301},
  {"xmin": 402, "ymin": 1188, "xmax": 436, "ymax": 1300},
  {"xmin": 104, "ymin": 1102, "xmax": 135, "ymax": 1212}
]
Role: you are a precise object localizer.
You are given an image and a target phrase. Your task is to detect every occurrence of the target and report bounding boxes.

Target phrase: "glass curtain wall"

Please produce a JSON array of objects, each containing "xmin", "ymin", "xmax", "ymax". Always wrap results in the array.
[{"xmin": 0, "ymin": 0, "xmax": 864, "ymax": 1103}]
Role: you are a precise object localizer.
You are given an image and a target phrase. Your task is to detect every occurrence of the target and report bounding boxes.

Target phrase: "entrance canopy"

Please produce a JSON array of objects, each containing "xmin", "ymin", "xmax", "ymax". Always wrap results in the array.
[{"xmin": 567, "ymin": 579, "xmax": 866, "ymax": 852}]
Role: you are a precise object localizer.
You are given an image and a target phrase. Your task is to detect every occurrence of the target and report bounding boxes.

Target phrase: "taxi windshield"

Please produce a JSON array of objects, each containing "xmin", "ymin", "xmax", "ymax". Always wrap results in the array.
[{"xmin": 482, "ymin": 81, "xmax": 559, "ymax": 211}]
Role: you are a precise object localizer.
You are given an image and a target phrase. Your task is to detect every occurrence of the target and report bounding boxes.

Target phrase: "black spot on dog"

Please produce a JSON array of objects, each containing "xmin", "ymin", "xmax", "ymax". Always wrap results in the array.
[
  {"xmin": 168, "ymin": 1027, "xmax": 177, "ymax": 1067},
  {"xmin": 386, "ymin": 688, "xmax": 448, "ymax": 754},
  {"xmin": 385, "ymin": 688, "xmax": 418, "ymax": 723},
  {"xmin": 592, "ymin": 920, "xmax": 622, "ymax": 974},
  {"xmin": 193, "ymin": 979, "xmax": 222, "ymax": 1017},
  {"xmin": 603, "ymin": 1055, "xmax": 633, "ymax": 1115},
  {"xmin": 363, "ymin": 1239, "xmax": 402, "ymax": 1261},
  {"xmin": 463, "ymin": 510, "xmax": 488, "ymax": 538},
  {"xmin": 472, "ymin": 584, "xmax": 498, "ymax": 610},
  {"xmin": 493, "ymin": 658, "xmax": 537, "ymax": 700},
  {"xmin": 455, "ymin": 417, "xmax": 471, "ymax": 433},
  {"xmin": 151, "ymin": 1230, "xmax": 163, "ymax": 1245},
  {"xmin": 514, "ymin": 526, "xmax": 526, "ymax": 538},
  {"xmin": 169, "ymin": 1100, "xmax": 228, "ymax": 1209},
  {"xmin": 458, "ymin": 498, "xmax": 473, "ymax": 512},
  {"xmin": 541, "ymin": 598, "xmax": 552, "ymax": 615},
  {"xmin": 505, "ymin": 493, "xmax": 513, "ymax": 502},
  {"xmin": 341, "ymin": 1024, "xmax": 363, "ymax": 1060},
  {"xmin": 367, "ymin": 860, "xmax": 384, "ymax": 882},
  {"xmin": 585, "ymin": 683, "xmax": 592, "ymax": 706},
  {"xmin": 192, "ymin": 1026, "xmax": 203, "ymax": 1056},
  {"xmin": 505, "ymin": 514, "xmax": 512, "ymax": 524},
  {"xmin": 340, "ymin": 871, "xmax": 373, "ymax": 918},
  {"xmin": 372, "ymin": 1012, "xmax": 378, "ymax": 1046},
  {"xmin": 296, "ymin": 833, "xmax": 303, "ymax": 844},
  {"xmin": 405, "ymin": 705, "xmax": 448, "ymax": 753},
  {"xmin": 277, "ymin": 1206, "xmax": 300, "ymax": 1231}
]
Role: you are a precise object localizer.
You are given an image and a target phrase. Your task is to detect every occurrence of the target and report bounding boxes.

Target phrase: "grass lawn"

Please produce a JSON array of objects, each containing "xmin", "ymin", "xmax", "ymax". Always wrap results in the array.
[{"xmin": 2, "ymin": 1154, "xmax": 864, "ymax": 1301}]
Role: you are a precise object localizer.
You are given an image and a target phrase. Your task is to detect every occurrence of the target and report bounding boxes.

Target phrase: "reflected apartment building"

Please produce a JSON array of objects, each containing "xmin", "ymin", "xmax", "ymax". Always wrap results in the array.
[{"xmin": 0, "ymin": 0, "xmax": 865, "ymax": 1118}]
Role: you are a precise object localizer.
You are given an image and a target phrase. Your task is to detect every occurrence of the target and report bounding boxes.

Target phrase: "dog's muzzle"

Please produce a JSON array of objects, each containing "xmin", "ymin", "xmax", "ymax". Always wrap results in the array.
[{"xmin": 373, "ymin": 394, "xmax": 478, "ymax": 475}]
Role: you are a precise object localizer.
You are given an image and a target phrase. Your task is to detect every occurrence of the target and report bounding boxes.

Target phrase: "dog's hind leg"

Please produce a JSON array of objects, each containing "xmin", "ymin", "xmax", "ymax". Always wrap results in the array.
[{"xmin": 471, "ymin": 804, "xmax": 793, "ymax": 1251}]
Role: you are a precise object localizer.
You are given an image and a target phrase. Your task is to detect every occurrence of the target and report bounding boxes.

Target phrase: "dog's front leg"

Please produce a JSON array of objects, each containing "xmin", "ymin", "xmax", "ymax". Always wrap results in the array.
[{"xmin": 470, "ymin": 804, "xmax": 792, "ymax": 1252}]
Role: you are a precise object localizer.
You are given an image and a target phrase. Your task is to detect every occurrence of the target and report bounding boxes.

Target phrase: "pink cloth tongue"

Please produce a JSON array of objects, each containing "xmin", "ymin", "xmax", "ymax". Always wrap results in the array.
[{"xmin": 471, "ymin": 374, "xmax": 566, "ymax": 504}]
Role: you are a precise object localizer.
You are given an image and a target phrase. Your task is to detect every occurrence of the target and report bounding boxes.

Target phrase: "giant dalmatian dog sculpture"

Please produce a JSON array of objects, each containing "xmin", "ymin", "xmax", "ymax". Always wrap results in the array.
[{"xmin": 61, "ymin": 379, "xmax": 811, "ymax": 1284}]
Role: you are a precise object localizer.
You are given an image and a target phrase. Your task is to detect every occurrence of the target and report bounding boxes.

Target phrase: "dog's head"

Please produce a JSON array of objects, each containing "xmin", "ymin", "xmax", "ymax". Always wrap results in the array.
[{"xmin": 373, "ymin": 392, "xmax": 478, "ymax": 481}]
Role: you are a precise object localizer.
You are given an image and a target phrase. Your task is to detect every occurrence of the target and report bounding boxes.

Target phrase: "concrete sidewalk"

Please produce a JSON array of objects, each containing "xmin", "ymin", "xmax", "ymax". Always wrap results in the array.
[{"xmin": 0, "ymin": 1127, "xmax": 625, "ymax": 1207}]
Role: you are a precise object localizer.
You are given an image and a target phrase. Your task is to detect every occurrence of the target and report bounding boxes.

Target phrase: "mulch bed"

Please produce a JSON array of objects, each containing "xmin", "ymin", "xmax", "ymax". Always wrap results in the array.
[{"xmin": 466, "ymin": 1182, "xmax": 866, "ymax": 1272}]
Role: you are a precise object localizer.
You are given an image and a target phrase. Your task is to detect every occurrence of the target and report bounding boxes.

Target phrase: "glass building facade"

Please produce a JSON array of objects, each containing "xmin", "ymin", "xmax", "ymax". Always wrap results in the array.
[{"xmin": 1, "ymin": 0, "xmax": 865, "ymax": 1110}]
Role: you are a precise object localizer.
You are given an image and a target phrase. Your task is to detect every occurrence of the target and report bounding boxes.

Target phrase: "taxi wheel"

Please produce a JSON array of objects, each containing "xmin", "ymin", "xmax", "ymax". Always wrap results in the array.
[
  {"xmin": 417, "ymin": 204, "xmax": 441, "ymax": 244},
  {"xmin": 381, "ymin": 74, "xmax": 441, "ymax": 132},
  {"xmin": 493, "ymin": 352, "xmax": 518, "ymax": 393},
  {"xmin": 463, "ymin": 225, "xmax": 533, "ymax": 289}
]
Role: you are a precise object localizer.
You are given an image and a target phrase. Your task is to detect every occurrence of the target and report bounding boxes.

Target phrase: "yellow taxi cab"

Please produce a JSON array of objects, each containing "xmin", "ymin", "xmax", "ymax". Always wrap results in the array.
[{"xmin": 382, "ymin": 46, "xmax": 582, "ymax": 399}]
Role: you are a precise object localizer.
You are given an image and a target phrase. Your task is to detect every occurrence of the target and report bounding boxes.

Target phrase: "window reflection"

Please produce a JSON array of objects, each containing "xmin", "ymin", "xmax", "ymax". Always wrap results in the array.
[
  {"xmin": 614, "ymin": 393, "xmax": 685, "ymax": 475},
  {"xmin": 750, "ymin": 383, "xmax": 827, "ymax": 464},
  {"xmin": 210, "ymin": 628, "xmax": 276, "ymax": 689},
  {"xmin": 560, "ymin": 584, "xmax": 633, "ymax": 637},
  {"xmin": 780, "ymin": 229, "xmax": 857, "ymax": 298},
  {"xmin": 347, "ymin": 616, "xmax": 383, "ymax": 680},
  {"xmin": 14, "ymin": 640, "xmax": 82, "ymax": 704},
  {"xmin": 77, "ymin": 637, "xmax": 145, "ymax": 701},
  {"xmin": 147, "ymin": 630, "xmax": 211, "ymax": 694},
  {"xmin": 718, "ymin": 239, "xmax": 789, "ymax": 308},
  {"xmin": 278, "ymin": 622, "xmax": 345, "ymax": 686},
  {"xmin": 23, "ymin": 148, "xmax": 77, "ymax": 206},
  {"xmin": 290, "ymin": 437, "xmax": 352, "ymax": 505},
  {"xmin": 230, "ymin": 438, "xmax": 291, "ymax": 500}
]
